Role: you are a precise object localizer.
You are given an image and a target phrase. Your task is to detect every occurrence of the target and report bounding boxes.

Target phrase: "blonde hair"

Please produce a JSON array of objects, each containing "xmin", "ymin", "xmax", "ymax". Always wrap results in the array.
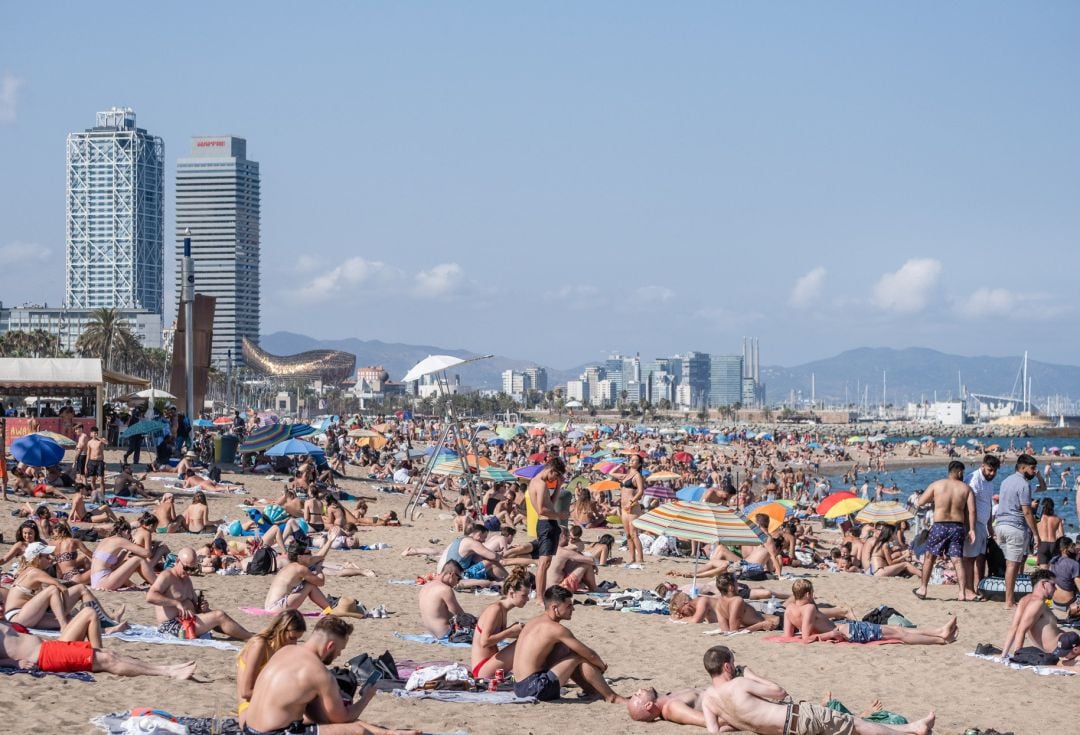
[{"xmin": 792, "ymin": 579, "xmax": 814, "ymax": 600}]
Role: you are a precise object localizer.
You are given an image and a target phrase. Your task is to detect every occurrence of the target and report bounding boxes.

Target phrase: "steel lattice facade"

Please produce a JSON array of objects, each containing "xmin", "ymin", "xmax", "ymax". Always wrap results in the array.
[{"xmin": 65, "ymin": 108, "xmax": 165, "ymax": 317}]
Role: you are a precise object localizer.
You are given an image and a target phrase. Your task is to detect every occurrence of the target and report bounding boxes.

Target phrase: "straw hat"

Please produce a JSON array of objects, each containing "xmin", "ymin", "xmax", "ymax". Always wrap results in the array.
[{"xmin": 327, "ymin": 597, "xmax": 368, "ymax": 619}]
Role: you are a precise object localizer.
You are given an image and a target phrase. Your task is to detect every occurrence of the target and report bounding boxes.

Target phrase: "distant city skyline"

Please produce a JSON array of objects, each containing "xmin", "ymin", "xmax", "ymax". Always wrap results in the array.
[{"xmin": 2, "ymin": 3, "xmax": 1078, "ymax": 368}]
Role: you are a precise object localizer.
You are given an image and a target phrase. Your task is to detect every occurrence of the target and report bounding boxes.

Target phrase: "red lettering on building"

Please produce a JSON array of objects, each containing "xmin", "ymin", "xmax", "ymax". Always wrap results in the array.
[{"xmin": 195, "ymin": 140, "xmax": 226, "ymax": 148}]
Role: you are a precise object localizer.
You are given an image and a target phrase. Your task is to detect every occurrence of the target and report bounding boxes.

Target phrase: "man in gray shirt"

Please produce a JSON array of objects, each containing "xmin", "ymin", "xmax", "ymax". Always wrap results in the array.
[{"xmin": 994, "ymin": 454, "xmax": 1044, "ymax": 608}]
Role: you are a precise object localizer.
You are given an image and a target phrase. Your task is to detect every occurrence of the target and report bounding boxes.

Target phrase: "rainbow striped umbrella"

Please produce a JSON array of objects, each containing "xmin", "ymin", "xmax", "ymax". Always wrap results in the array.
[
  {"xmin": 240, "ymin": 423, "xmax": 290, "ymax": 453},
  {"xmin": 854, "ymin": 501, "xmax": 914, "ymax": 525},
  {"xmin": 633, "ymin": 501, "xmax": 768, "ymax": 546},
  {"xmin": 31, "ymin": 431, "xmax": 76, "ymax": 448}
]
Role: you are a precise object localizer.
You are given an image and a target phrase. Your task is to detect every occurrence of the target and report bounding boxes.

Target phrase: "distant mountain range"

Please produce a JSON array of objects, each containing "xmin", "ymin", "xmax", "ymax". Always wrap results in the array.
[{"xmin": 259, "ymin": 334, "xmax": 1080, "ymax": 403}]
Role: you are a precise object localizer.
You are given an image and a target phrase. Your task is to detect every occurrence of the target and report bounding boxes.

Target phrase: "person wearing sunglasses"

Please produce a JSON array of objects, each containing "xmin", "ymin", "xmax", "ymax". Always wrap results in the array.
[{"xmin": 145, "ymin": 547, "xmax": 253, "ymax": 641}]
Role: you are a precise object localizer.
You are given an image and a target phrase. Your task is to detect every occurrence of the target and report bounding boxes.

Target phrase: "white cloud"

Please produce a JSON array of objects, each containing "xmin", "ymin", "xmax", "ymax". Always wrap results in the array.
[
  {"xmin": 636, "ymin": 285, "xmax": 674, "ymax": 304},
  {"xmin": 872, "ymin": 258, "xmax": 942, "ymax": 313},
  {"xmin": 789, "ymin": 266, "xmax": 826, "ymax": 308},
  {"xmin": 296, "ymin": 256, "xmax": 402, "ymax": 302},
  {"xmin": 955, "ymin": 287, "xmax": 1017, "ymax": 319},
  {"xmin": 542, "ymin": 284, "xmax": 602, "ymax": 310},
  {"xmin": 295, "ymin": 254, "xmax": 322, "ymax": 273},
  {"xmin": 0, "ymin": 71, "xmax": 23, "ymax": 124},
  {"xmin": 414, "ymin": 262, "xmax": 465, "ymax": 298},
  {"xmin": 0, "ymin": 241, "xmax": 51, "ymax": 267},
  {"xmin": 694, "ymin": 306, "xmax": 764, "ymax": 330}
]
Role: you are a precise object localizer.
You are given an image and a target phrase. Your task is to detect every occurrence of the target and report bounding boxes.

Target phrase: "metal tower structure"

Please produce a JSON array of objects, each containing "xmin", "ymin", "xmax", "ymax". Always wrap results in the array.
[{"xmin": 66, "ymin": 108, "xmax": 165, "ymax": 316}]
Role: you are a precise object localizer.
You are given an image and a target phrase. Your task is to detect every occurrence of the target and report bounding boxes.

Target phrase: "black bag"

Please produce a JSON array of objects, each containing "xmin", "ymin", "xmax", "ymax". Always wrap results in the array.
[
  {"xmin": 862, "ymin": 605, "xmax": 902, "ymax": 625},
  {"xmin": 447, "ymin": 613, "xmax": 477, "ymax": 644},
  {"xmin": 208, "ymin": 466, "xmax": 222, "ymax": 483},
  {"xmin": 73, "ymin": 528, "xmax": 99, "ymax": 543},
  {"xmin": 1009, "ymin": 646, "xmax": 1059, "ymax": 666},
  {"xmin": 330, "ymin": 665, "xmax": 359, "ymax": 701},
  {"xmin": 247, "ymin": 546, "xmax": 278, "ymax": 576}
]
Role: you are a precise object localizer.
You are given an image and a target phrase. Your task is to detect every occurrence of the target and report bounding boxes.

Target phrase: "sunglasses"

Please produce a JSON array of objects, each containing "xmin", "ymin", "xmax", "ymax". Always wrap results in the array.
[{"xmin": 182, "ymin": 564, "xmax": 200, "ymax": 573}]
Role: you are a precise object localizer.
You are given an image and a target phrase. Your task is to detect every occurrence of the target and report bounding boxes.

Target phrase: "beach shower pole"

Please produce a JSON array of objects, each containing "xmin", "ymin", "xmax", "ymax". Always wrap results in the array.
[{"xmin": 181, "ymin": 229, "xmax": 196, "ymax": 420}]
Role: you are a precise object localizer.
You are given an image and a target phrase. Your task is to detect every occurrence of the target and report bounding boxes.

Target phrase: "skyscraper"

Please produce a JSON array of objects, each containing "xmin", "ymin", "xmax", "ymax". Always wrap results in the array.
[
  {"xmin": 175, "ymin": 136, "xmax": 260, "ymax": 368},
  {"xmin": 66, "ymin": 108, "xmax": 165, "ymax": 315},
  {"xmin": 708, "ymin": 354, "xmax": 744, "ymax": 407}
]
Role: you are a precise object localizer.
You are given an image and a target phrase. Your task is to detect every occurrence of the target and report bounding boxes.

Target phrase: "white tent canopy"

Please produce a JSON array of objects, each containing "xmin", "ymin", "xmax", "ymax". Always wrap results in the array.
[{"xmin": 0, "ymin": 358, "xmax": 102, "ymax": 385}]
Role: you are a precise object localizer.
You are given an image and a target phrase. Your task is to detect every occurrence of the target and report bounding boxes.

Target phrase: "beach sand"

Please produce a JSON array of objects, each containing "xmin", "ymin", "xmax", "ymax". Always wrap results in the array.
[{"xmin": 1, "ymin": 449, "xmax": 1066, "ymax": 735}]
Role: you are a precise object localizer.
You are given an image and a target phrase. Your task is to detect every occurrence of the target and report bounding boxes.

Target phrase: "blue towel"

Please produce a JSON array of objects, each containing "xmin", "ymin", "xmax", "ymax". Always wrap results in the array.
[
  {"xmin": 1, "ymin": 666, "xmax": 94, "ymax": 682},
  {"xmin": 393, "ymin": 632, "xmax": 471, "ymax": 648}
]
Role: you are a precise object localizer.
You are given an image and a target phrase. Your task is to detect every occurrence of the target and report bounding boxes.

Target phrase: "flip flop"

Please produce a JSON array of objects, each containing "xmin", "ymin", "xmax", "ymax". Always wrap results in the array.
[{"xmin": 911, "ymin": 589, "xmax": 928, "ymax": 601}]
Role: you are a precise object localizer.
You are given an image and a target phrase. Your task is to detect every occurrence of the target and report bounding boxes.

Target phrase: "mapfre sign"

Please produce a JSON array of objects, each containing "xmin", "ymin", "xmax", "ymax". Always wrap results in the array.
[{"xmin": 195, "ymin": 139, "xmax": 226, "ymax": 148}]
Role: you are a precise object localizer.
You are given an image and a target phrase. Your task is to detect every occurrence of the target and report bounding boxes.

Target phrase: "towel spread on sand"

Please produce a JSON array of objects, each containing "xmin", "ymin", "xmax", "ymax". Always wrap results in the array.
[
  {"xmin": 967, "ymin": 652, "xmax": 1077, "ymax": 676},
  {"xmin": 395, "ymin": 658, "xmax": 457, "ymax": 680},
  {"xmin": 394, "ymin": 632, "xmax": 472, "ymax": 648},
  {"xmin": 764, "ymin": 635, "xmax": 901, "ymax": 646},
  {"xmin": 704, "ymin": 629, "xmax": 752, "ymax": 637},
  {"xmin": 392, "ymin": 688, "xmax": 537, "ymax": 704},
  {"xmin": 91, "ymin": 711, "xmax": 241, "ymax": 734},
  {"xmin": 1, "ymin": 666, "xmax": 94, "ymax": 682},
  {"xmin": 240, "ymin": 607, "xmax": 324, "ymax": 617},
  {"xmin": 31, "ymin": 624, "xmax": 240, "ymax": 651}
]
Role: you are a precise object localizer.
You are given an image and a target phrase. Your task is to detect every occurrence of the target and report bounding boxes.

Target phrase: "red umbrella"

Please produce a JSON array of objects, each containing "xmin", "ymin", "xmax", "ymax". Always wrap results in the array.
[
  {"xmin": 528, "ymin": 428, "xmax": 546, "ymax": 437},
  {"xmin": 673, "ymin": 451, "xmax": 693, "ymax": 464},
  {"xmin": 213, "ymin": 416, "xmax": 232, "ymax": 425},
  {"xmin": 816, "ymin": 491, "xmax": 858, "ymax": 516},
  {"xmin": 528, "ymin": 452, "xmax": 548, "ymax": 463}
]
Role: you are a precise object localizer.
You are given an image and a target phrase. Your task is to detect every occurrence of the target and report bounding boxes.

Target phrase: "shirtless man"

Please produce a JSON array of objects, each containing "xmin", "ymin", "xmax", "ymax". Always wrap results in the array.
[
  {"xmin": 913, "ymin": 461, "xmax": 976, "ymax": 601},
  {"xmin": 548, "ymin": 535, "xmax": 599, "ymax": 593},
  {"xmin": 512, "ymin": 585, "xmax": 624, "ymax": 703},
  {"xmin": 417, "ymin": 560, "xmax": 472, "ymax": 638},
  {"xmin": 627, "ymin": 686, "xmax": 710, "ymax": 727},
  {"xmin": 785, "ymin": 579, "xmax": 957, "ymax": 646},
  {"xmin": 85, "ymin": 426, "xmax": 107, "ymax": 503},
  {"xmin": 73, "ymin": 424, "xmax": 89, "ymax": 484},
  {"xmin": 713, "ymin": 573, "xmax": 783, "ymax": 632},
  {"xmin": 263, "ymin": 537, "xmax": 337, "ymax": 613},
  {"xmin": 146, "ymin": 547, "xmax": 252, "ymax": 640},
  {"xmin": 437, "ymin": 524, "xmax": 506, "ymax": 581},
  {"xmin": 528, "ymin": 457, "xmax": 568, "ymax": 602},
  {"xmin": 1000, "ymin": 569, "xmax": 1080, "ymax": 662},
  {"xmin": 0, "ymin": 620, "xmax": 196, "ymax": 681},
  {"xmin": 700, "ymin": 645, "xmax": 935, "ymax": 735},
  {"xmin": 243, "ymin": 615, "xmax": 418, "ymax": 735}
]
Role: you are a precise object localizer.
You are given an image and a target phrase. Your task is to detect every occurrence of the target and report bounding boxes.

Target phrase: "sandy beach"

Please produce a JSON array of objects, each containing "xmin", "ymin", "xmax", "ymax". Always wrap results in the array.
[{"xmin": 1, "ymin": 448, "xmax": 1068, "ymax": 735}]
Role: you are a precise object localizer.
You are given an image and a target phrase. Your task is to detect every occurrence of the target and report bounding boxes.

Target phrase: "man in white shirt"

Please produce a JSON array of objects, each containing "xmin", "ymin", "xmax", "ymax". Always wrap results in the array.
[{"xmin": 962, "ymin": 454, "xmax": 1001, "ymax": 600}]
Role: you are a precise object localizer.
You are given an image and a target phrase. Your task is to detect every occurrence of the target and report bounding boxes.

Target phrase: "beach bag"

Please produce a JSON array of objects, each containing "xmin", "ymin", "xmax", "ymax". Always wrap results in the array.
[
  {"xmin": 247, "ymin": 546, "xmax": 277, "ymax": 576},
  {"xmin": 208, "ymin": 466, "xmax": 222, "ymax": 483},
  {"xmin": 447, "ymin": 613, "xmax": 477, "ymax": 644},
  {"xmin": 1009, "ymin": 646, "xmax": 1058, "ymax": 666},
  {"xmin": 861, "ymin": 605, "xmax": 902, "ymax": 626},
  {"xmin": 73, "ymin": 527, "xmax": 99, "ymax": 543},
  {"xmin": 978, "ymin": 575, "xmax": 1032, "ymax": 602}
]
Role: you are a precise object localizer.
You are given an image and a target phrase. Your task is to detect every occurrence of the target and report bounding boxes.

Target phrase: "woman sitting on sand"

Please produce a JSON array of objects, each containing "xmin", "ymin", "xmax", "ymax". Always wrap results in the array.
[
  {"xmin": 89, "ymin": 519, "xmax": 155, "ymax": 590},
  {"xmin": 470, "ymin": 568, "xmax": 534, "ymax": 680},
  {"xmin": 50, "ymin": 522, "xmax": 94, "ymax": 583},
  {"xmin": 133, "ymin": 511, "xmax": 170, "ymax": 570},
  {"xmin": 181, "ymin": 491, "xmax": 224, "ymax": 533},
  {"xmin": 571, "ymin": 487, "xmax": 608, "ymax": 527},
  {"xmin": 6, "ymin": 541, "xmax": 126, "ymax": 631},
  {"xmin": 236, "ymin": 609, "xmax": 307, "ymax": 724},
  {"xmin": 1, "ymin": 520, "xmax": 42, "ymax": 566},
  {"xmin": 864, "ymin": 525, "xmax": 921, "ymax": 578},
  {"xmin": 69, "ymin": 484, "xmax": 118, "ymax": 524}
]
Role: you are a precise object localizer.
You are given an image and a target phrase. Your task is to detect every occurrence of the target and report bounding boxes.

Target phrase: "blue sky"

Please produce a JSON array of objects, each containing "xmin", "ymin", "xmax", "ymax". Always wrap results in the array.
[{"xmin": 1, "ymin": 2, "xmax": 1078, "ymax": 369}]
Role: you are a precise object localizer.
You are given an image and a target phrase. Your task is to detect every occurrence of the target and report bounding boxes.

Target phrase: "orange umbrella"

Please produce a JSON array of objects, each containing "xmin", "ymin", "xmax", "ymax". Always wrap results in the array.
[
  {"xmin": 746, "ymin": 502, "xmax": 788, "ymax": 532},
  {"xmin": 648, "ymin": 470, "xmax": 681, "ymax": 482},
  {"xmin": 589, "ymin": 479, "xmax": 621, "ymax": 494}
]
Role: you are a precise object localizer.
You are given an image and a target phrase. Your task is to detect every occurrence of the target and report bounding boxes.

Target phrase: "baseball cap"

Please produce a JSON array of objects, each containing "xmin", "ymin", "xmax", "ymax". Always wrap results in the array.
[
  {"xmin": 1053, "ymin": 631, "xmax": 1080, "ymax": 658},
  {"xmin": 23, "ymin": 542, "xmax": 56, "ymax": 561}
]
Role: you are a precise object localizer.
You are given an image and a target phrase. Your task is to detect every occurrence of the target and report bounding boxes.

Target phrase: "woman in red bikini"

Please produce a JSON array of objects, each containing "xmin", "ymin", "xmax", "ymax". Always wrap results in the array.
[{"xmin": 469, "ymin": 567, "xmax": 535, "ymax": 680}]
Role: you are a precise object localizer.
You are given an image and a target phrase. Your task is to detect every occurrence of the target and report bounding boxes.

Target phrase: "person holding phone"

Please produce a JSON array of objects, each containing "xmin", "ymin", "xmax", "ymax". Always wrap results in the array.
[{"xmin": 470, "ymin": 568, "xmax": 535, "ymax": 680}]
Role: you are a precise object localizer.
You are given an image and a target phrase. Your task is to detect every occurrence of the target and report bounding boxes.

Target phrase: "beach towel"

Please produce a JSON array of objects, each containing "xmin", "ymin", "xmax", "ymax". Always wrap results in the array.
[
  {"xmin": 240, "ymin": 607, "xmax": 323, "ymax": 617},
  {"xmin": 91, "ymin": 710, "xmax": 241, "ymax": 734},
  {"xmin": 388, "ymin": 579, "xmax": 419, "ymax": 585},
  {"xmin": 31, "ymin": 624, "xmax": 240, "ymax": 651},
  {"xmin": 704, "ymin": 629, "xmax": 752, "ymax": 637},
  {"xmin": 394, "ymin": 658, "xmax": 457, "ymax": 680},
  {"xmin": 392, "ymin": 688, "xmax": 537, "ymax": 704},
  {"xmin": 763, "ymin": 635, "xmax": 901, "ymax": 646},
  {"xmin": 394, "ymin": 632, "xmax": 472, "ymax": 648},
  {"xmin": 1, "ymin": 666, "xmax": 94, "ymax": 682},
  {"xmin": 966, "ymin": 652, "xmax": 1076, "ymax": 676}
]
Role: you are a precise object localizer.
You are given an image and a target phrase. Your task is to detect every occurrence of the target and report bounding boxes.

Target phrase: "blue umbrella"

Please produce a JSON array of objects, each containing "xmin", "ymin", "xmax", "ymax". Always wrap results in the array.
[
  {"xmin": 11, "ymin": 434, "xmax": 65, "ymax": 466},
  {"xmin": 566, "ymin": 430, "xmax": 584, "ymax": 440},
  {"xmin": 119, "ymin": 419, "xmax": 165, "ymax": 441},
  {"xmin": 714, "ymin": 435, "xmax": 729, "ymax": 444},
  {"xmin": 598, "ymin": 426, "xmax": 614, "ymax": 434},
  {"xmin": 487, "ymin": 437, "xmax": 506, "ymax": 446},
  {"xmin": 265, "ymin": 439, "xmax": 320, "ymax": 457},
  {"xmin": 675, "ymin": 485, "xmax": 707, "ymax": 502},
  {"xmin": 192, "ymin": 419, "xmax": 216, "ymax": 428},
  {"xmin": 807, "ymin": 442, "xmax": 821, "ymax": 449},
  {"xmin": 581, "ymin": 456, "xmax": 600, "ymax": 464},
  {"xmin": 289, "ymin": 424, "xmax": 316, "ymax": 438}
]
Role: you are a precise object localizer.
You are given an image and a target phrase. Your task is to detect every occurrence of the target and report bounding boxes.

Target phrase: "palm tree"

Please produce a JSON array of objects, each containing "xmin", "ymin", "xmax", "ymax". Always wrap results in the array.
[{"xmin": 76, "ymin": 308, "xmax": 139, "ymax": 370}]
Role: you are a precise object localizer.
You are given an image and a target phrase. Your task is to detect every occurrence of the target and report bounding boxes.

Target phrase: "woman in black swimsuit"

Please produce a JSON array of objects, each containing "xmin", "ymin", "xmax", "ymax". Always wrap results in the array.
[{"xmin": 620, "ymin": 454, "xmax": 646, "ymax": 565}]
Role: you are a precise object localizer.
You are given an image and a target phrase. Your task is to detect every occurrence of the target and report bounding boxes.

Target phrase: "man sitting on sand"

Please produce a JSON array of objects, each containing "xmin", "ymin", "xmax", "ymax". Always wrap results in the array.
[
  {"xmin": 699, "ymin": 645, "xmax": 936, "ymax": 735},
  {"xmin": 512, "ymin": 585, "xmax": 624, "ymax": 703},
  {"xmin": 627, "ymin": 686, "xmax": 711, "ymax": 727},
  {"xmin": 242, "ymin": 615, "xmax": 417, "ymax": 735},
  {"xmin": 262, "ymin": 536, "xmax": 338, "ymax": 613},
  {"xmin": 1000, "ymin": 569, "xmax": 1080, "ymax": 663},
  {"xmin": 548, "ymin": 531, "xmax": 600, "ymax": 593},
  {"xmin": 146, "ymin": 547, "xmax": 252, "ymax": 640},
  {"xmin": 785, "ymin": 579, "xmax": 957, "ymax": 646},
  {"xmin": 712, "ymin": 573, "xmax": 785, "ymax": 632},
  {"xmin": 417, "ymin": 560, "xmax": 474, "ymax": 638},
  {"xmin": 0, "ymin": 619, "xmax": 196, "ymax": 680}
]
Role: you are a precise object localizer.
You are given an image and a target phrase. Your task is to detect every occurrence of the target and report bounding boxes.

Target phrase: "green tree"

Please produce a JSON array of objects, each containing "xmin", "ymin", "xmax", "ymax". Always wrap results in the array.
[{"xmin": 75, "ymin": 308, "xmax": 140, "ymax": 370}]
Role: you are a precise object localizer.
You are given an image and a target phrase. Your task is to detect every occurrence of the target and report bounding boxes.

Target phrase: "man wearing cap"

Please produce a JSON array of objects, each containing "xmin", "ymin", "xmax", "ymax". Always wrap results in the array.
[
  {"xmin": 995, "ymin": 454, "xmax": 1045, "ymax": 608},
  {"xmin": 146, "ymin": 547, "xmax": 252, "ymax": 640},
  {"xmin": 1001, "ymin": 568, "xmax": 1080, "ymax": 664}
]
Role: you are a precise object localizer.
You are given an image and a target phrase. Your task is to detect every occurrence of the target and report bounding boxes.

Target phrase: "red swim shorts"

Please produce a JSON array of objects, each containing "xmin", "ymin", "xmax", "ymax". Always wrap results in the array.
[{"xmin": 37, "ymin": 640, "xmax": 94, "ymax": 673}]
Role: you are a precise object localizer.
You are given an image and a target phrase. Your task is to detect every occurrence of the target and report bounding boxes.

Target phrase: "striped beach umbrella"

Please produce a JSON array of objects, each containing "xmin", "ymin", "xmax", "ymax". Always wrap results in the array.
[
  {"xmin": 855, "ymin": 501, "xmax": 915, "ymax": 525},
  {"xmin": 31, "ymin": 430, "xmax": 76, "ymax": 448},
  {"xmin": 479, "ymin": 466, "xmax": 516, "ymax": 482},
  {"xmin": 815, "ymin": 491, "xmax": 859, "ymax": 516},
  {"xmin": 824, "ymin": 497, "xmax": 869, "ymax": 520},
  {"xmin": 633, "ymin": 501, "xmax": 766, "ymax": 545},
  {"xmin": 240, "ymin": 423, "xmax": 290, "ymax": 453},
  {"xmin": 289, "ymin": 424, "xmax": 316, "ymax": 439},
  {"xmin": 647, "ymin": 470, "xmax": 681, "ymax": 483},
  {"xmin": 431, "ymin": 460, "xmax": 468, "ymax": 477},
  {"xmin": 644, "ymin": 485, "xmax": 677, "ymax": 501}
]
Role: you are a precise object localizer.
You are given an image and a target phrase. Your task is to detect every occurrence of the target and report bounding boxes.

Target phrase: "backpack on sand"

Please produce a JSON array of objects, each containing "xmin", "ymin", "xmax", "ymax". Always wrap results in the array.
[{"xmin": 247, "ymin": 546, "xmax": 277, "ymax": 576}]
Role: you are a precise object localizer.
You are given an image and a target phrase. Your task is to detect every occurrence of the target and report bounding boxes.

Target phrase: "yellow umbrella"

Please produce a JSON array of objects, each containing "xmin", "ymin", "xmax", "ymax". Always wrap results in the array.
[
  {"xmin": 647, "ymin": 470, "xmax": 681, "ymax": 482},
  {"xmin": 824, "ymin": 497, "xmax": 869, "ymax": 519},
  {"xmin": 854, "ymin": 501, "xmax": 914, "ymax": 525}
]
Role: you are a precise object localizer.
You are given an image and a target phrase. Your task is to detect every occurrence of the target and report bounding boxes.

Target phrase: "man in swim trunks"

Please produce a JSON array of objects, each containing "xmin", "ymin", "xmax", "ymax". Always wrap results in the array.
[
  {"xmin": 512, "ymin": 585, "xmax": 624, "ymax": 703},
  {"xmin": 700, "ymin": 645, "xmax": 936, "ymax": 735},
  {"xmin": 627, "ymin": 686, "xmax": 713, "ymax": 727},
  {"xmin": 437, "ymin": 524, "xmax": 507, "ymax": 581},
  {"xmin": 73, "ymin": 424, "xmax": 88, "ymax": 484},
  {"xmin": 713, "ymin": 573, "xmax": 784, "ymax": 632},
  {"xmin": 913, "ymin": 461, "xmax": 976, "ymax": 602},
  {"xmin": 785, "ymin": 579, "xmax": 957, "ymax": 646},
  {"xmin": 0, "ymin": 620, "xmax": 196, "ymax": 680},
  {"xmin": 85, "ymin": 426, "xmax": 107, "ymax": 503},
  {"xmin": 261, "ymin": 536, "xmax": 337, "ymax": 613},
  {"xmin": 1000, "ymin": 568, "xmax": 1080, "ymax": 663},
  {"xmin": 527, "ymin": 457, "xmax": 568, "ymax": 604},
  {"xmin": 548, "ymin": 530, "xmax": 600, "ymax": 593},
  {"xmin": 418, "ymin": 560, "xmax": 473, "ymax": 638},
  {"xmin": 242, "ymin": 615, "xmax": 418, "ymax": 735},
  {"xmin": 146, "ymin": 547, "xmax": 252, "ymax": 640}
]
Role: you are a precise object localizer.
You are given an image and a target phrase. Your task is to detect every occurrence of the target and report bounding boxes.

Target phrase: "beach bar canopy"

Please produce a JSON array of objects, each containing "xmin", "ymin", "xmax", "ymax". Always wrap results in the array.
[{"xmin": 0, "ymin": 358, "xmax": 149, "ymax": 430}]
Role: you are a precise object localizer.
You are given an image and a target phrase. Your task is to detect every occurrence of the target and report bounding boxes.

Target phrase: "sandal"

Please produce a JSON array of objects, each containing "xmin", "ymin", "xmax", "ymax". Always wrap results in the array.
[{"xmin": 911, "ymin": 588, "xmax": 928, "ymax": 601}]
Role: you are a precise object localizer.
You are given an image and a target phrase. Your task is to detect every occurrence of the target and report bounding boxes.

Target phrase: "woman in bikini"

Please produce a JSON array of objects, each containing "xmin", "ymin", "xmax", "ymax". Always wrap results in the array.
[
  {"xmin": 133, "ymin": 512, "xmax": 170, "ymax": 570},
  {"xmin": 1036, "ymin": 498, "xmax": 1065, "ymax": 569},
  {"xmin": 1, "ymin": 520, "xmax": 41, "ymax": 565},
  {"xmin": 571, "ymin": 487, "xmax": 607, "ymax": 528},
  {"xmin": 89, "ymin": 520, "xmax": 155, "ymax": 590},
  {"xmin": 50, "ymin": 522, "xmax": 94, "ymax": 584},
  {"xmin": 69, "ymin": 484, "xmax": 118, "ymax": 524},
  {"xmin": 181, "ymin": 491, "xmax": 223, "ymax": 533},
  {"xmin": 865, "ymin": 525, "xmax": 921, "ymax": 578},
  {"xmin": 236, "ymin": 609, "xmax": 306, "ymax": 725},
  {"xmin": 620, "ymin": 454, "xmax": 646, "ymax": 566},
  {"xmin": 470, "ymin": 567, "xmax": 534, "ymax": 680},
  {"xmin": 5, "ymin": 542, "xmax": 126, "ymax": 630}
]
